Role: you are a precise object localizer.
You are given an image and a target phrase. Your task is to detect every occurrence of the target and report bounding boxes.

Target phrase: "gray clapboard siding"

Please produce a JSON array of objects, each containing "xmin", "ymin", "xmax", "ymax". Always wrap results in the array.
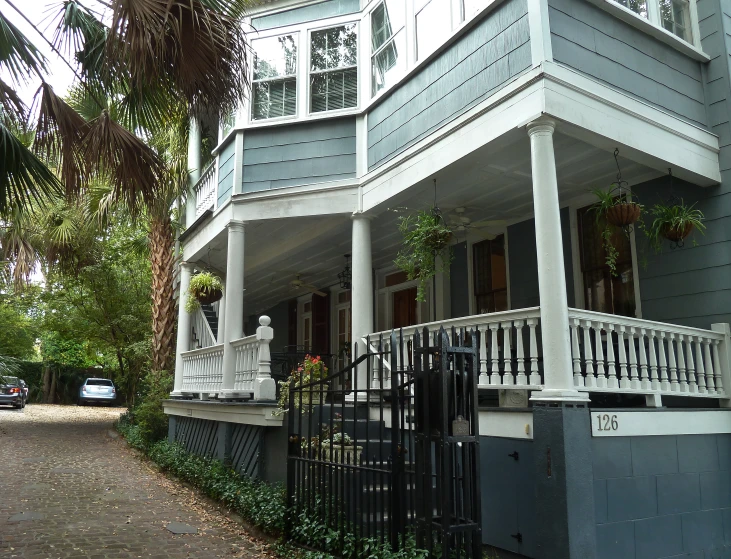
[
  {"xmin": 231, "ymin": 424, "xmax": 262, "ymax": 479},
  {"xmin": 217, "ymin": 139, "xmax": 236, "ymax": 207},
  {"xmin": 252, "ymin": 0, "xmax": 360, "ymax": 31},
  {"xmin": 548, "ymin": 0, "xmax": 707, "ymax": 126},
  {"xmin": 507, "ymin": 208, "xmax": 575, "ymax": 310},
  {"xmin": 367, "ymin": 0, "xmax": 531, "ymax": 170},
  {"xmin": 242, "ymin": 118, "xmax": 356, "ymax": 193},
  {"xmin": 174, "ymin": 416, "xmax": 219, "ymax": 459}
]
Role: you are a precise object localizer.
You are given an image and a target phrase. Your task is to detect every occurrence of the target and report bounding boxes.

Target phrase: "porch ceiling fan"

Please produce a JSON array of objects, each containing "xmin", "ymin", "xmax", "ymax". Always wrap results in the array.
[
  {"xmin": 446, "ymin": 207, "xmax": 506, "ymax": 233},
  {"xmin": 289, "ymin": 274, "xmax": 327, "ymax": 297}
]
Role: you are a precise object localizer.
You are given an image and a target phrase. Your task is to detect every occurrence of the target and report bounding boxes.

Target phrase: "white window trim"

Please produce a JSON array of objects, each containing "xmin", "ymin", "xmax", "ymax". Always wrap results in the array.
[
  {"xmin": 375, "ymin": 267, "xmax": 427, "ymax": 330},
  {"xmin": 462, "ymin": 228, "xmax": 511, "ymax": 316},
  {"xmin": 585, "ymin": 0, "xmax": 708, "ymax": 61},
  {"xmin": 250, "ymin": 32, "xmax": 300, "ymax": 123},
  {"xmin": 567, "ymin": 196, "xmax": 643, "ymax": 319},
  {"xmin": 297, "ymin": 293, "xmax": 313, "ymax": 349},
  {"xmin": 368, "ymin": 1, "xmax": 408, "ymax": 98}
]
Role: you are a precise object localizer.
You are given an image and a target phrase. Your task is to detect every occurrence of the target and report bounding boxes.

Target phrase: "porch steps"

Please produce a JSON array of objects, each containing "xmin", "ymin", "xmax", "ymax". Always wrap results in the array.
[{"xmin": 201, "ymin": 303, "xmax": 218, "ymax": 339}]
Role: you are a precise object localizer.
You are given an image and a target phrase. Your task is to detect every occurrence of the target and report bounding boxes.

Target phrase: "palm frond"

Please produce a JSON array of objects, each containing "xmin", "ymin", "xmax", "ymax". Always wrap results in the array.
[
  {"xmin": 0, "ymin": 123, "xmax": 62, "ymax": 215},
  {"xmin": 0, "ymin": 11, "xmax": 47, "ymax": 84},
  {"xmin": 108, "ymin": 0, "xmax": 250, "ymax": 118},
  {"xmin": 0, "ymin": 354, "xmax": 20, "ymax": 375},
  {"xmin": 82, "ymin": 109, "xmax": 164, "ymax": 214},
  {"xmin": 0, "ymin": 78, "xmax": 26, "ymax": 125},
  {"xmin": 33, "ymin": 83, "xmax": 88, "ymax": 196}
]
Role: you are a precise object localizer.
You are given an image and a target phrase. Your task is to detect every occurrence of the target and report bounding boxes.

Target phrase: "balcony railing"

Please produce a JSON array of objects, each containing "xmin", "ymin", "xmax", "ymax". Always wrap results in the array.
[
  {"xmin": 180, "ymin": 344, "xmax": 224, "ymax": 394},
  {"xmin": 366, "ymin": 308, "xmax": 731, "ymax": 405},
  {"xmin": 194, "ymin": 161, "xmax": 216, "ymax": 218}
]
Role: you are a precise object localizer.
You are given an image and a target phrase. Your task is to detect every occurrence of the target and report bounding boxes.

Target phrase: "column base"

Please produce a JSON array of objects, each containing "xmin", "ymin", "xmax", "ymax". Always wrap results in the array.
[
  {"xmin": 169, "ymin": 391, "xmax": 185, "ymax": 399},
  {"xmin": 253, "ymin": 378, "xmax": 276, "ymax": 402},
  {"xmin": 530, "ymin": 388, "xmax": 590, "ymax": 404},
  {"xmin": 344, "ymin": 392, "xmax": 370, "ymax": 403},
  {"xmin": 218, "ymin": 389, "xmax": 252, "ymax": 401}
]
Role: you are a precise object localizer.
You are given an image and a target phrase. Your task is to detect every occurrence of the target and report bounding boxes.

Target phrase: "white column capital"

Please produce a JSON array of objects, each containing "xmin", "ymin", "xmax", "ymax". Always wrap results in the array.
[
  {"xmin": 226, "ymin": 220, "xmax": 246, "ymax": 233},
  {"xmin": 526, "ymin": 117, "xmax": 557, "ymax": 137},
  {"xmin": 180, "ymin": 260, "xmax": 195, "ymax": 271},
  {"xmin": 351, "ymin": 212, "xmax": 375, "ymax": 221}
]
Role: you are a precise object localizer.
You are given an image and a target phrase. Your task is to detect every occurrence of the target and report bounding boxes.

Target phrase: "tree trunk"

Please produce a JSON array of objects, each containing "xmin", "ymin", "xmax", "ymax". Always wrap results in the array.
[
  {"xmin": 49, "ymin": 369, "xmax": 57, "ymax": 405},
  {"xmin": 149, "ymin": 213, "xmax": 177, "ymax": 374},
  {"xmin": 42, "ymin": 365, "xmax": 51, "ymax": 403}
]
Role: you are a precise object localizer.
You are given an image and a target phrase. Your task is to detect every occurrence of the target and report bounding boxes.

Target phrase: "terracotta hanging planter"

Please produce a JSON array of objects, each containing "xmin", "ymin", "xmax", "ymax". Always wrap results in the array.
[
  {"xmin": 661, "ymin": 222, "xmax": 694, "ymax": 243},
  {"xmin": 606, "ymin": 203, "xmax": 641, "ymax": 227}
]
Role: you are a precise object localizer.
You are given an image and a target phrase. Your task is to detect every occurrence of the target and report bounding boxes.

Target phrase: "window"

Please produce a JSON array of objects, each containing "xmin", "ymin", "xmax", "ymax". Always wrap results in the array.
[
  {"xmin": 473, "ymin": 235, "xmax": 507, "ymax": 314},
  {"xmin": 462, "ymin": 0, "xmax": 491, "ymax": 18},
  {"xmin": 371, "ymin": 1, "xmax": 406, "ymax": 96},
  {"xmin": 660, "ymin": 0, "xmax": 692, "ymax": 41},
  {"xmin": 221, "ymin": 111, "xmax": 235, "ymax": 137},
  {"xmin": 310, "ymin": 24, "xmax": 358, "ymax": 112},
  {"xmin": 615, "ymin": 0, "xmax": 649, "ymax": 18},
  {"xmin": 577, "ymin": 205, "xmax": 637, "ymax": 317},
  {"xmin": 415, "ymin": 0, "xmax": 452, "ymax": 60},
  {"xmin": 252, "ymin": 34, "xmax": 298, "ymax": 120}
]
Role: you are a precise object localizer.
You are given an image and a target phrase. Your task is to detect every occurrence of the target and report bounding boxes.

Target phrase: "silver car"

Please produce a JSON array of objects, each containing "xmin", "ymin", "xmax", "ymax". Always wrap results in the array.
[
  {"xmin": 0, "ymin": 376, "xmax": 27, "ymax": 409},
  {"xmin": 79, "ymin": 378, "xmax": 116, "ymax": 405}
]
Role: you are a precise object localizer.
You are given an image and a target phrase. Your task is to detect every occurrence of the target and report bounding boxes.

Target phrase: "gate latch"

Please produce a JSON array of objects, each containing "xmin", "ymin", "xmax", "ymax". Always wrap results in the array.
[
  {"xmin": 511, "ymin": 532, "xmax": 523, "ymax": 543},
  {"xmin": 508, "ymin": 451, "xmax": 519, "ymax": 461},
  {"xmin": 452, "ymin": 415, "xmax": 470, "ymax": 436}
]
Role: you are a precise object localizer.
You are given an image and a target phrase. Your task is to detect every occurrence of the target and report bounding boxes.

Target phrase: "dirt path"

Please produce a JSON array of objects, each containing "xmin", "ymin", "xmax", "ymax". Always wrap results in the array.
[{"xmin": 0, "ymin": 404, "xmax": 267, "ymax": 558}]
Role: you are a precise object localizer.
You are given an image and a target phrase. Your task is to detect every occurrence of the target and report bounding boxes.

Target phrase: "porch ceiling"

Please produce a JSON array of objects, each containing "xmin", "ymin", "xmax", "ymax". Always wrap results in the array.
[{"xmin": 201, "ymin": 131, "xmax": 666, "ymax": 316}]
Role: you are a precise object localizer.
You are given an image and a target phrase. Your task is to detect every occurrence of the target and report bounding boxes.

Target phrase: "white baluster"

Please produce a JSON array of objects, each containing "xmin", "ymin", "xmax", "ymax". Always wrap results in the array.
[
  {"xmin": 658, "ymin": 332, "xmax": 669, "ymax": 392},
  {"xmin": 647, "ymin": 330, "xmax": 659, "ymax": 390},
  {"xmin": 638, "ymin": 328, "xmax": 650, "ymax": 390},
  {"xmin": 686, "ymin": 335, "xmax": 697, "ymax": 393},
  {"xmin": 713, "ymin": 340, "xmax": 725, "ymax": 395},
  {"xmin": 704, "ymin": 340, "xmax": 716, "ymax": 394},
  {"xmin": 478, "ymin": 325, "xmax": 489, "ymax": 386},
  {"xmin": 502, "ymin": 321, "xmax": 513, "ymax": 385},
  {"xmin": 528, "ymin": 318, "xmax": 541, "ymax": 386},
  {"xmin": 583, "ymin": 320, "xmax": 596, "ymax": 388},
  {"xmin": 490, "ymin": 325, "xmax": 500, "ymax": 385},
  {"xmin": 696, "ymin": 337, "xmax": 707, "ymax": 394},
  {"xmin": 571, "ymin": 319, "xmax": 583, "ymax": 387},
  {"xmin": 677, "ymin": 334, "xmax": 688, "ymax": 392},
  {"xmin": 618, "ymin": 325, "xmax": 630, "ymax": 389},
  {"xmin": 606, "ymin": 324, "xmax": 618, "ymax": 389},
  {"xmin": 628, "ymin": 327, "xmax": 639, "ymax": 390},
  {"xmin": 515, "ymin": 320, "xmax": 527, "ymax": 386},
  {"xmin": 595, "ymin": 322, "xmax": 606, "ymax": 388}
]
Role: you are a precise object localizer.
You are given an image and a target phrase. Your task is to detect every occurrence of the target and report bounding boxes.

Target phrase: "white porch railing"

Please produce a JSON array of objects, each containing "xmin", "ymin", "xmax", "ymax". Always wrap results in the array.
[
  {"xmin": 191, "ymin": 307, "xmax": 216, "ymax": 349},
  {"xmin": 366, "ymin": 308, "xmax": 731, "ymax": 405},
  {"xmin": 181, "ymin": 344, "xmax": 224, "ymax": 394},
  {"xmin": 568, "ymin": 309, "xmax": 727, "ymax": 398},
  {"xmin": 194, "ymin": 161, "xmax": 216, "ymax": 218},
  {"xmin": 366, "ymin": 308, "xmax": 543, "ymax": 390},
  {"xmin": 231, "ymin": 334, "xmax": 260, "ymax": 392}
]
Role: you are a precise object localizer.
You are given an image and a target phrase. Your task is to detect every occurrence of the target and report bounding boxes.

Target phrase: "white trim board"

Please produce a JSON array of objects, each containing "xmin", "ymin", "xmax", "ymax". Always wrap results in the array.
[
  {"xmin": 590, "ymin": 410, "xmax": 731, "ymax": 437},
  {"xmin": 479, "ymin": 411, "xmax": 534, "ymax": 439},
  {"xmin": 163, "ymin": 400, "xmax": 284, "ymax": 427}
]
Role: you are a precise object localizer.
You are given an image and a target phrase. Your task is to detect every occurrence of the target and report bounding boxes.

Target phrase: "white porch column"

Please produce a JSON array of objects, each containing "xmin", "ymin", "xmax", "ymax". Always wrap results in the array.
[
  {"xmin": 186, "ymin": 117, "xmax": 202, "ymax": 227},
  {"xmin": 172, "ymin": 261, "xmax": 194, "ymax": 396},
  {"xmin": 350, "ymin": 213, "xmax": 373, "ymax": 400},
  {"xmin": 220, "ymin": 220, "xmax": 246, "ymax": 398},
  {"xmin": 527, "ymin": 118, "xmax": 587, "ymax": 403},
  {"xmin": 216, "ymin": 288, "xmax": 226, "ymax": 344}
]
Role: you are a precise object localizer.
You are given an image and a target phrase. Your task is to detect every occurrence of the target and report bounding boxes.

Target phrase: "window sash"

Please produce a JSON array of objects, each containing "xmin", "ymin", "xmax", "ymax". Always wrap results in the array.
[
  {"xmin": 310, "ymin": 67, "xmax": 358, "ymax": 112},
  {"xmin": 252, "ymin": 78, "xmax": 297, "ymax": 120}
]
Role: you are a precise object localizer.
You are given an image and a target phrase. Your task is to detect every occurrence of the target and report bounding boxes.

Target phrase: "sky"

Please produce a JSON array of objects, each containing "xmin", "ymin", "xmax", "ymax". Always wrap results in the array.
[{"xmin": 3, "ymin": 1, "xmax": 89, "ymax": 105}]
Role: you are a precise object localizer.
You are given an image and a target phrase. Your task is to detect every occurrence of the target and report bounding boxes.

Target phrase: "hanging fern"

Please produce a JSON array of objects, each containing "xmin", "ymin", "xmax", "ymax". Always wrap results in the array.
[{"xmin": 394, "ymin": 209, "xmax": 452, "ymax": 302}]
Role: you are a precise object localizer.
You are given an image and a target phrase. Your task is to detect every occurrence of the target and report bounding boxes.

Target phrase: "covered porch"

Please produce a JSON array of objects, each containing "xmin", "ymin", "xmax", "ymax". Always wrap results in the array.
[{"xmin": 175, "ymin": 116, "xmax": 730, "ymax": 408}]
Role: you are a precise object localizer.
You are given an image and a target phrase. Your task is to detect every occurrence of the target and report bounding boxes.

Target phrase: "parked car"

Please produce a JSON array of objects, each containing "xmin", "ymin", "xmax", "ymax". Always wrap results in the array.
[
  {"xmin": 19, "ymin": 379, "xmax": 28, "ymax": 402},
  {"xmin": 0, "ymin": 376, "xmax": 27, "ymax": 409},
  {"xmin": 78, "ymin": 378, "xmax": 116, "ymax": 406}
]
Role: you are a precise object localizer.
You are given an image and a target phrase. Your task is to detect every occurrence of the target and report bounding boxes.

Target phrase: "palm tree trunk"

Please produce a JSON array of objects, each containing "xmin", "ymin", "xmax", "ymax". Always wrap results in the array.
[{"xmin": 149, "ymin": 213, "xmax": 177, "ymax": 374}]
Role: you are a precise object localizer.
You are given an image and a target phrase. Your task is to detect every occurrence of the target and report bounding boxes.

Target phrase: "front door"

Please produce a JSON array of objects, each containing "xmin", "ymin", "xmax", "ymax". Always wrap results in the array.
[{"xmin": 393, "ymin": 287, "xmax": 418, "ymax": 329}]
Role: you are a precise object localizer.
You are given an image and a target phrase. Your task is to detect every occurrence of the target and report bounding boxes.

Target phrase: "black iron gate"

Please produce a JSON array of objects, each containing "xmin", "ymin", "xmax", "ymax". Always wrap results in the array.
[{"xmin": 286, "ymin": 327, "xmax": 481, "ymax": 558}]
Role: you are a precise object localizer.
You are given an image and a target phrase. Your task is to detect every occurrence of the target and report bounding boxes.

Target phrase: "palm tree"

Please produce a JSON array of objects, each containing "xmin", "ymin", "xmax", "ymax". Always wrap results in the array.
[{"xmin": 0, "ymin": 0, "xmax": 251, "ymax": 373}]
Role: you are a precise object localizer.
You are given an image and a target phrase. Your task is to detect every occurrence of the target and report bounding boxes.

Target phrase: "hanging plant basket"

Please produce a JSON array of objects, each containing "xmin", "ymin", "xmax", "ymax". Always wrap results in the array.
[
  {"xmin": 195, "ymin": 287, "xmax": 223, "ymax": 305},
  {"xmin": 606, "ymin": 202, "xmax": 641, "ymax": 227},
  {"xmin": 425, "ymin": 228, "xmax": 452, "ymax": 252},
  {"xmin": 661, "ymin": 222, "xmax": 694, "ymax": 243}
]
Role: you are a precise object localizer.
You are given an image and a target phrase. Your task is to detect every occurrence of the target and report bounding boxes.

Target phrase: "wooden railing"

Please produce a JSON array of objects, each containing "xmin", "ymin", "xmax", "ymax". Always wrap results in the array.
[
  {"xmin": 194, "ymin": 161, "xmax": 216, "ymax": 218},
  {"xmin": 231, "ymin": 335, "xmax": 260, "ymax": 393},
  {"xmin": 191, "ymin": 307, "xmax": 216, "ymax": 349},
  {"xmin": 180, "ymin": 344, "xmax": 224, "ymax": 394},
  {"xmin": 568, "ymin": 309, "xmax": 728, "ymax": 398}
]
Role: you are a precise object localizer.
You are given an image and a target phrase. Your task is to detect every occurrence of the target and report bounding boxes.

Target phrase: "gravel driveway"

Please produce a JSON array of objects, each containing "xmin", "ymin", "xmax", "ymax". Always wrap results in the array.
[{"xmin": 0, "ymin": 405, "xmax": 264, "ymax": 558}]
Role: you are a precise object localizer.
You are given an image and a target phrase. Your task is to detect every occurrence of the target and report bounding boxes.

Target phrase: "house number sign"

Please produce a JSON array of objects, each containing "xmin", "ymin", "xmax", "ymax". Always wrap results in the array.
[{"xmin": 591, "ymin": 412, "xmax": 619, "ymax": 436}]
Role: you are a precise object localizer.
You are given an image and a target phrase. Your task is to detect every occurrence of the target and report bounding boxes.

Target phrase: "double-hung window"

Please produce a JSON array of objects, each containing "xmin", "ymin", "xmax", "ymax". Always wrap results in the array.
[
  {"xmin": 610, "ymin": 0, "xmax": 694, "ymax": 43},
  {"xmin": 252, "ymin": 34, "xmax": 298, "ymax": 120},
  {"xmin": 371, "ymin": 1, "xmax": 406, "ymax": 96},
  {"xmin": 310, "ymin": 24, "xmax": 358, "ymax": 113}
]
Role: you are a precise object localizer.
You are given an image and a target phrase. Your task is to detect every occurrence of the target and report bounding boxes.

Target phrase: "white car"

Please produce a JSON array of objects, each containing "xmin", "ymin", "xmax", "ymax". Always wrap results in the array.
[{"xmin": 78, "ymin": 378, "xmax": 116, "ymax": 405}]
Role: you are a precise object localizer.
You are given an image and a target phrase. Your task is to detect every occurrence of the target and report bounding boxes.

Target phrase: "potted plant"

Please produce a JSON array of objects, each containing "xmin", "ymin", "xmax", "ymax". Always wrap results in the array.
[
  {"xmin": 275, "ymin": 354, "xmax": 328, "ymax": 414},
  {"xmin": 394, "ymin": 208, "xmax": 452, "ymax": 302},
  {"xmin": 591, "ymin": 188, "xmax": 643, "ymax": 277},
  {"xmin": 184, "ymin": 271, "xmax": 224, "ymax": 313},
  {"xmin": 645, "ymin": 200, "xmax": 705, "ymax": 251}
]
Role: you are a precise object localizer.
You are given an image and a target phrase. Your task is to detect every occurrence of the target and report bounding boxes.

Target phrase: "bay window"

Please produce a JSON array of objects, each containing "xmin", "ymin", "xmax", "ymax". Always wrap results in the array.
[
  {"xmin": 610, "ymin": 0, "xmax": 695, "ymax": 43},
  {"xmin": 415, "ymin": 0, "xmax": 452, "ymax": 61},
  {"xmin": 252, "ymin": 34, "xmax": 298, "ymax": 120},
  {"xmin": 371, "ymin": 1, "xmax": 407, "ymax": 96},
  {"xmin": 310, "ymin": 24, "xmax": 358, "ymax": 113}
]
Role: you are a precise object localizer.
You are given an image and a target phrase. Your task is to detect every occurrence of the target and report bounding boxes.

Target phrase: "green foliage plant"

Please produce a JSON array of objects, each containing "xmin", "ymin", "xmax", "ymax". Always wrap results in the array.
[
  {"xmin": 394, "ymin": 209, "xmax": 452, "ymax": 302},
  {"xmin": 590, "ymin": 188, "xmax": 643, "ymax": 277},
  {"xmin": 276, "ymin": 355, "xmax": 328, "ymax": 416},
  {"xmin": 184, "ymin": 271, "xmax": 223, "ymax": 313},
  {"xmin": 645, "ymin": 200, "xmax": 705, "ymax": 252}
]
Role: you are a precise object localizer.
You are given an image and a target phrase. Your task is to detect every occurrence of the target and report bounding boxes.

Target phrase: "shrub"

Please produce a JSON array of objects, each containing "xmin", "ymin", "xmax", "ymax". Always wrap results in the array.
[{"xmin": 126, "ymin": 370, "xmax": 173, "ymax": 448}]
